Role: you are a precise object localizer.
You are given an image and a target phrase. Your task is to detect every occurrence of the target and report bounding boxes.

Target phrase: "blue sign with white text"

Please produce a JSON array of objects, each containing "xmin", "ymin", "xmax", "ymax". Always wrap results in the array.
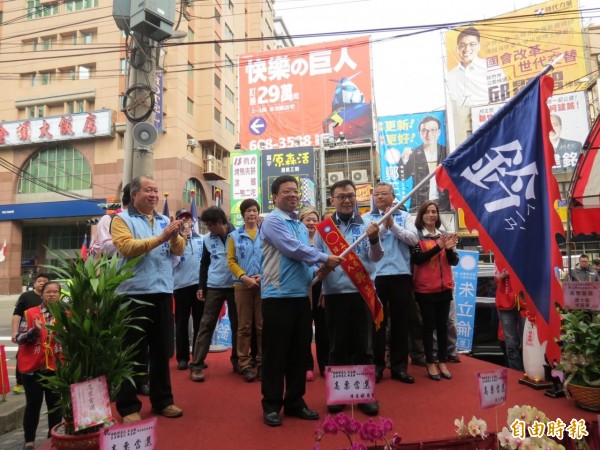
[{"xmin": 453, "ymin": 250, "xmax": 479, "ymax": 352}]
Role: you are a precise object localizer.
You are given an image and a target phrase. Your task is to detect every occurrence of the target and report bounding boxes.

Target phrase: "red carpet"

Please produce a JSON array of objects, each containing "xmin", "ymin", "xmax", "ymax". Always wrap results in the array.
[{"xmin": 39, "ymin": 352, "xmax": 599, "ymax": 449}]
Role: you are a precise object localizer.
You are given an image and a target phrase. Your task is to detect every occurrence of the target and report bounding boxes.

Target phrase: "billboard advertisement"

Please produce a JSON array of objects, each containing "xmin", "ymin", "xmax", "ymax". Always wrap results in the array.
[
  {"xmin": 445, "ymin": 0, "xmax": 586, "ymax": 108},
  {"xmin": 239, "ymin": 36, "xmax": 374, "ymax": 150},
  {"xmin": 471, "ymin": 91, "xmax": 589, "ymax": 173},
  {"xmin": 377, "ymin": 111, "xmax": 449, "ymax": 212},
  {"xmin": 229, "ymin": 150, "xmax": 261, "ymax": 227},
  {"xmin": 261, "ymin": 147, "xmax": 315, "ymax": 213}
]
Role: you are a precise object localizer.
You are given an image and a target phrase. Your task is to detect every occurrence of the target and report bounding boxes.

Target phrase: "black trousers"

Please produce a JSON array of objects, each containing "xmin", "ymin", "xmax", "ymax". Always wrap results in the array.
[
  {"xmin": 261, "ymin": 297, "xmax": 312, "ymax": 414},
  {"xmin": 116, "ymin": 293, "xmax": 175, "ymax": 417},
  {"xmin": 417, "ymin": 299, "xmax": 451, "ymax": 364},
  {"xmin": 174, "ymin": 284, "xmax": 204, "ymax": 362},
  {"xmin": 374, "ymin": 275, "xmax": 413, "ymax": 372},
  {"xmin": 325, "ymin": 292, "xmax": 374, "ymax": 366},
  {"xmin": 307, "ymin": 280, "xmax": 329, "ymax": 374},
  {"xmin": 22, "ymin": 371, "xmax": 61, "ymax": 442}
]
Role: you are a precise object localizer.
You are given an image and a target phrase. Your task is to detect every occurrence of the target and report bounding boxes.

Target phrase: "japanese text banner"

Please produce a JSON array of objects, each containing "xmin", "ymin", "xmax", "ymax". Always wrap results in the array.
[
  {"xmin": 239, "ymin": 36, "xmax": 373, "ymax": 150},
  {"xmin": 437, "ymin": 75, "xmax": 565, "ymax": 363}
]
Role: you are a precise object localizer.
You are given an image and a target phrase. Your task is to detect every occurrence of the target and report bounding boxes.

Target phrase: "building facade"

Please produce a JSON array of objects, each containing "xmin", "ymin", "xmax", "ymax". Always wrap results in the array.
[{"xmin": 0, "ymin": 0, "xmax": 281, "ymax": 293}]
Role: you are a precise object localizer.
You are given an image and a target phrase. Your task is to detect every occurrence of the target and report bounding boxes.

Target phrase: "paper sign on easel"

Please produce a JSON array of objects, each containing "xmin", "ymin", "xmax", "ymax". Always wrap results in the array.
[
  {"xmin": 100, "ymin": 418, "xmax": 158, "ymax": 450},
  {"xmin": 71, "ymin": 376, "xmax": 113, "ymax": 431},
  {"xmin": 477, "ymin": 368, "xmax": 507, "ymax": 409},
  {"xmin": 325, "ymin": 364, "xmax": 376, "ymax": 406}
]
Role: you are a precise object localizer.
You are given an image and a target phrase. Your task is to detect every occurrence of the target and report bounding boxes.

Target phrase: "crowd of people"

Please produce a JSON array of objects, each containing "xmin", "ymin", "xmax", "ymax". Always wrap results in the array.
[{"xmin": 21, "ymin": 172, "xmax": 589, "ymax": 446}]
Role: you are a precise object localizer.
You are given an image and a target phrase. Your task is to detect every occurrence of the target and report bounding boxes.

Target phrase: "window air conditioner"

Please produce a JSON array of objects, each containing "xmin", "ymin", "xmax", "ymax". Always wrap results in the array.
[
  {"xmin": 327, "ymin": 171, "xmax": 344, "ymax": 186},
  {"xmin": 351, "ymin": 169, "xmax": 369, "ymax": 184},
  {"xmin": 187, "ymin": 139, "xmax": 198, "ymax": 147}
]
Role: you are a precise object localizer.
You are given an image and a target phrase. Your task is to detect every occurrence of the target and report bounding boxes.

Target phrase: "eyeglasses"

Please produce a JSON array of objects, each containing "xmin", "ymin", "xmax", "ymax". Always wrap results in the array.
[
  {"xmin": 333, "ymin": 194, "xmax": 356, "ymax": 202},
  {"xmin": 458, "ymin": 42, "xmax": 478, "ymax": 50},
  {"xmin": 280, "ymin": 189, "xmax": 299, "ymax": 196},
  {"xmin": 420, "ymin": 128, "xmax": 439, "ymax": 135}
]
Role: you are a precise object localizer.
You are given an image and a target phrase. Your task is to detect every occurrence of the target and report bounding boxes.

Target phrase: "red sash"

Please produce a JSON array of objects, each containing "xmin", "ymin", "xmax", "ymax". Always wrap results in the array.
[{"xmin": 316, "ymin": 217, "xmax": 384, "ymax": 330}]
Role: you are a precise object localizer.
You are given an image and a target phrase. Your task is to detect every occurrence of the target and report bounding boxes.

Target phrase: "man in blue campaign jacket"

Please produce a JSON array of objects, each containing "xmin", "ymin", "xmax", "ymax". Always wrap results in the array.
[
  {"xmin": 363, "ymin": 182, "xmax": 419, "ymax": 385},
  {"xmin": 259, "ymin": 175, "xmax": 343, "ymax": 428},
  {"xmin": 189, "ymin": 207, "xmax": 238, "ymax": 382},
  {"xmin": 112, "ymin": 175, "xmax": 186, "ymax": 423},
  {"xmin": 172, "ymin": 208, "xmax": 206, "ymax": 371},
  {"xmin": 314, "ymin": 179, "xmax": 383, "ymax": 417}
]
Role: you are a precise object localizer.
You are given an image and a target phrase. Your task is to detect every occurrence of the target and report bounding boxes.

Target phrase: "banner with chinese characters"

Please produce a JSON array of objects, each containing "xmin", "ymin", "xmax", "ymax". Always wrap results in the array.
[
  {"xmin": 453, "ymin": 250, "xmax": 479, "ymax": 352},
  {"xmin": 445, "ymin": 0, "xmax": 585, "ymax": 108},
  {"xmin": 563, "ymin": 281, "xmax": 600, "ymax": 311},
  {"xmin": 70, "ymin": 376, "xmax": 112, "ymax": 431},
  {"xmin": 261, "ymin": 147, "xmax": 315, "ymax": 212},
  {"xmin": 229, "ymin": 150, "xmax": 261, "ymax": 227},
  {"xmin": 153, "ymin": 71, "xmax": 164, "ymax": 133},
  {"xmin": 471, "ymin": 91, "xmax": 589, "ymax": 174},
  {"xmin": 239, "ymin": 36, "xmax": 374, "ymax": 150},
  {"xmin": 377, "ymin": 111, "xmax": 448, "ymax": 212},
  {"xmin": 325, "ymin": 365, "xmax": 376, "ymax": 406},
  {"xmin": 0, "ymin": 110, "xmax": 114, "ymax": 147},
  {"xmin": 100, "ymin": 418, "xmax": 157, "ymax": 450}
]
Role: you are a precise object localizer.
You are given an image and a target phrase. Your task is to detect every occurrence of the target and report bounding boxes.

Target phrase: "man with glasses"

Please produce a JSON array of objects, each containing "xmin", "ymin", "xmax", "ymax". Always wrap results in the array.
[
  {"xmin": 363, "ymin": 182, "xmax": 419, "ymax": 384},
  {"xmin": 402, "ymin": 116, "xmax": 450, "ymax": 212},
  {"xmin": 315, "ymin": 179, "xmax": 383, "ymax": 416},
  {"xmin": 259, "ymin": 175, "xmax": 343, "ymax": 427},
  {"xmin": 446, "ymin": 26, "xmax": 489, "ymax": 107}
]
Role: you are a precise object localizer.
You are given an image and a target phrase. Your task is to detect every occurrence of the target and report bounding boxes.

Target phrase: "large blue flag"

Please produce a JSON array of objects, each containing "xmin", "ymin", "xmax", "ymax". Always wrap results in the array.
[
  {"xmin": 190, "ymin": 190, "xmax": 199, "ymax": 234},
  {"xmin": 437, "ymin": 75, "xmax": 564, "ymax": 363}
]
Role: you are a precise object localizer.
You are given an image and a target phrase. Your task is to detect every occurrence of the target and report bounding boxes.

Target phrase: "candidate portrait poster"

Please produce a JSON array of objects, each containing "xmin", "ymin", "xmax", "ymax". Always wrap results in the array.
[{"xmin": 239, "ymin": 36, "xmax": 374, "ymax": 150}]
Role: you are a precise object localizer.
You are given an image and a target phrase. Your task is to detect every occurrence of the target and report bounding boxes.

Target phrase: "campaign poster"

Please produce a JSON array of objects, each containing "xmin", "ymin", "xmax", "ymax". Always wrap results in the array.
[
  {"xmin": 377, "ymin": 111, "xmax": 448, "ymax": 212},
  {"xmin": 445, "ymin": 0, "xmax": 586, "ymax": 108},
  {"xmin": 453, "ymin": 250, "xmax": 480, "ymax": 352},
  {"xmin": 239, "ymin": 36, "xmax": 374, "ymax": 150},
  {"xmin": 229, "ymin": 150, "xmax": 261, "ymax": 227},
  {"xmin": 260, "ymin": 147, "xmax": 315, "ymax": 212},
  {"xmin": 471, "ymin": 91, "xmax": 589, "ymax": 173}
]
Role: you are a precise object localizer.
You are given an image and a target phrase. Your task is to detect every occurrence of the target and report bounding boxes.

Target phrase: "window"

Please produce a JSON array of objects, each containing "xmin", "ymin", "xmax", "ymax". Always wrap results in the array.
[
  {"xmin": 187, "ymin": 98, "xmax": 193, "ymax": 115},
  {"xmin": 120, "ymin": 58, "xmax": 127, "ymax": 75},
  {"xmin": 224, "ymin": 24, "xmax": 234, "ymax": 41},
  {"xmin": 214, "ymin": 74, "xmax": 221, "ymax": 89},
  {"xmin": 225, "ymin": 55, "xmax": 234, "ymax": 72},
  {"xmin": 27, "ymin": 0, "xmax": 58, "ymax": 19},
  {"xmin": 82, "ymin": 32, "xmax": 93, "ymax": 44},
  {"xmin": 214, "ymin": 8, "xmax": 220, "ymax": 23},
  {"xmin": 66, "ymin": 100, "xmax": 84, "ymax": 114},
  {"xmin": 183, "ymin": 179, "xmax": 204, "ymax": 208},
  {"xmin": 214, "ymin": 107, "xmax": 221, "ymax": 123},
  {"xmin": 225, "ymin": 86, "xmax": 235, "ymax": 103},
  {"xmin": 66, "ymin": 0, "xmax": 98, "ymax": 12},
  {"xmin": 79, "ymin": 65, "xmax": 92, "ymax": 80},
  {"xmin": 27, "ymin": 106, "xmax": 45, "ymax": 118},
  {"xmin": 47, "ymin": 225, "xmax": 86, "ymax": 250},
  {"xmin": 225, "ymin": 118, "xmax": 235, "ymax": 134},
  {"xmin": 19, "ymin": 147, "xmax": 92, "ymax": 194},
  {"xmin": 30, "ymin": 73, "xmax": 36, "ymax": 86},
  {"xmin": 42, "ymin": 37, "xmax": 54, "ymax": 51},
  {"xmin": 214, "ymin": 42, "xmax": 221, "ymax": 56},
  {"xmin": 188, "ymin": 29, "xmax": 194, "ymax": 42},
  {"xmin": 40, "ymin": 71, "xmax": 52, "ymax": 85},
  {"xmin": 188, "ymin": 63, "xmax": 194, "ymax": 80}
]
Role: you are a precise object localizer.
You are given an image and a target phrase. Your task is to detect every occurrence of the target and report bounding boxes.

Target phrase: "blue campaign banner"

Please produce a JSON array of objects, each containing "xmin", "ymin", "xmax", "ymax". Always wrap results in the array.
[
  {"xmin": 377, "ymin": 111, "xmax": 446, "ymax": 211},
  {"xmin": 452, "ymin": 250, "xmax": 479, "ymax": 352}
]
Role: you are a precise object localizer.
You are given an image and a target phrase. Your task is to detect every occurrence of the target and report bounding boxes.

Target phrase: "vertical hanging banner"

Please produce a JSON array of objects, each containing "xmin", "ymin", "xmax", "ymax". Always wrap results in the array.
[
  {"xmin": 229, "ymin": 150, "xmax": 261, "ymax": 227},
  {"xmin": 378, "ymin": 111, "xmax": 447, "ymax": 212},
  {"xmin": 445, "ymin": 0, "xmax": 586, "ymax": 108},
  {"xmin": 239, "ymin": 36, "xmax": 374, "ymax": 150},
  {"xmin": 260, "ymin": 147, "xmax": 315, "ymax": 212},
  {"xmin": 453, "ymin": 250, "xmax": 480, "ymax": 352}
]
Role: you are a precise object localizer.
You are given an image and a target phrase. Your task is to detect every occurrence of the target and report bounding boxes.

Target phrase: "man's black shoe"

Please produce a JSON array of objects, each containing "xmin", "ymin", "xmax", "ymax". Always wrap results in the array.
[
  {"xmin": 391, "ymin": 370, "xmax": 415, "ymax": 384},
  {"xmin": 375, "ymin": 366, "xmax": 384, "ymax": 384},
  {"xmin": 263, "ymin": 411, "xmax": 282, "ymax": 427},
  {"xmin": 137, "ymin": 384, "xmax": 150, "ymax": 396},
  {"xmin": 177, "ymin": 361, "xmax": 188, "ymax": 370},
  {"xmin": 284, "ymin": 407, "xmax": 319, "ymax": 420},
  {"xmin": 327, "ymin": 404, "xmax": 345, "ymax": 414},
  {"xmin": 358, "ymin": 401, "xmax": 379, "ymax": 416}
]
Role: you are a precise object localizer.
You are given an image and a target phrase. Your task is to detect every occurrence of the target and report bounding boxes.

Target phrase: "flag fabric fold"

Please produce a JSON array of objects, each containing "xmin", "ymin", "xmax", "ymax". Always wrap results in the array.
[
  {"xmin": 81, "ymin": 235, "xmax": 88, "ymax": 261},
  {"xmin": 436, "ymin": 75, "xmax": 564, "ymax": 363},
  {"xmin": 0, "ymin": 239, "xmax": 6, "ymax": 263},
  {"xmin": 162, "ymin": 195, "xmax": 170, "ymax": 218}
]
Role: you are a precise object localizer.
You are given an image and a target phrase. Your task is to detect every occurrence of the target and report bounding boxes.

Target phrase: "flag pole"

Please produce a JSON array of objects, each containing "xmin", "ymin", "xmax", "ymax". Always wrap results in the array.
[{"xmin": 329, "ymin": 53, "xmax": 565, "ymax": 262}]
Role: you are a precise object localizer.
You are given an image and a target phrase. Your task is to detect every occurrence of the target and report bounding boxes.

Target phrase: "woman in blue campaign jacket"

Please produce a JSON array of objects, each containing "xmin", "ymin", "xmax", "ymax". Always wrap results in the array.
[
  {"xmin": 227, "ymin": 199, "xmax": 263, "ymax": 382},
  {"xmin": 411, "ymin": 201, "xmax": 459, "ymax": 382}
]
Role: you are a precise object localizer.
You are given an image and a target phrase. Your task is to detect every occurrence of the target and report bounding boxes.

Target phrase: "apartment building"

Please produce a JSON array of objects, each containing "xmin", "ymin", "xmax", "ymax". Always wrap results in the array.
[{"xmin": 0, "ymin": 0, "xmax": 283, "ymax": 293}]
